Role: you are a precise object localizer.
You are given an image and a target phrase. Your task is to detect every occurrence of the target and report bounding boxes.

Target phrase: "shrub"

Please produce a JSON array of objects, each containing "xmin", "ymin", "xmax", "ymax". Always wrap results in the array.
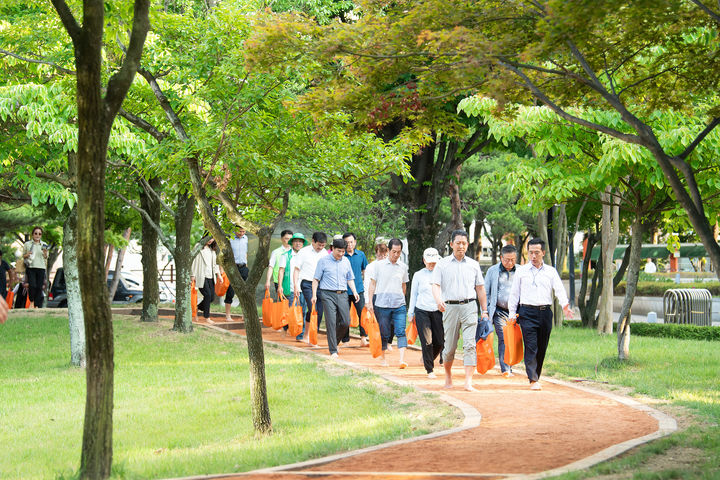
[
  {"xmin": 614, "ymin": 281, "xmax": 720, "ymax": 296},
  {"xmin": 560, "ymin": 320, "xmax": 720, "ymax": 341}
]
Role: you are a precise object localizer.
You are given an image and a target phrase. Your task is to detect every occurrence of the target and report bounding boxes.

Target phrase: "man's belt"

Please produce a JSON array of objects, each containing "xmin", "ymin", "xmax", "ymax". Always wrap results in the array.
[
  {"xmin": 520, "ymin": 304, "xmax": 551, "ymax": 310},
  {"xmin": 446, "ymin": 298, "xmax": 475, "ymax": 305},
  {"xmin": 236, "ymin": 263, "xmax": 246, "ymax": 268},
  {"xmin": 321, "ymin": 289, "xmax": 346, "ymax": 294},
  {"xmin": 495, "ymin": 305, "xmax": 509, "ymax": 312}
]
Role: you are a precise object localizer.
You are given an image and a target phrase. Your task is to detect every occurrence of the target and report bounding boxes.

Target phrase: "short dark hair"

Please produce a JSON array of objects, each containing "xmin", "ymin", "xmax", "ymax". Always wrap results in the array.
[
  {"xmin": 332, "ymin": 238, "xmax": 347, "ymax": 250},
  {"xmin": 342, "ymin": 232, "xmax": 356, "ymax": 241},
  {"xmin": 280, "ymin": 229, "xmax": 293, "ymax": 237},
  {"xmin": 528, "ymin": 237, "xmax": 546, "ymax": 250},
  {"xmin": 451, "ymin": 230, "xmax": 468, "ymax": 242},
  {"xmin": 501, "ymin": 245, "xmax": 518, "ymax": 256},
  {"xmin": 388, "ymin": 238, "xmax": 403, "ymax": 250},
  {"xmin": 312, "ymin": 232, "xmax": 327, "ymax": 243}
]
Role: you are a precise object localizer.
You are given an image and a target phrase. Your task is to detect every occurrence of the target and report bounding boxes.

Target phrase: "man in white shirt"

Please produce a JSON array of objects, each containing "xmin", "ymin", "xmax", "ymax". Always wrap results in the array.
[
  {"xmin": 224, "ymin": 226, "xmax": 249, "ymax": 319},
  {"xmin": 432, "ymin": 230, "xmax": 489, "ymax": 392},
  {"xmin": 508, "ymin": 238, "xmax": 574, "ymax": 390},
  {"xmin": 293, "ymin": 232, "xmax": 328, "ymax": 336},
  {"xmin": 367, "ymin": 238, "xmax": 409, "ymax": 368}
]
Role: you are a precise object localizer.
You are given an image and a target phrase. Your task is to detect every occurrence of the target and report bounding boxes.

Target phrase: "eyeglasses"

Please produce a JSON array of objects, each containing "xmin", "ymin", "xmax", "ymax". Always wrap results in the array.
[{"xmin": 33, "ymin": 232, "xmax": 42, "ymax": 236}]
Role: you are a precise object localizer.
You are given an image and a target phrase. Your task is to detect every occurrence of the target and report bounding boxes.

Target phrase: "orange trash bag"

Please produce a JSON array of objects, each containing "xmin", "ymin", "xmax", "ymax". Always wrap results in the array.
[
  {"xmin": 350, "ymin": 304, "xmax": 359, "ymax": 328},
  {"xmin": 308, "ymin": 306, "xmax": 319, "ymax": 345},
  {"xmin": 360, "ymin": 306, "xmax": 370, "ymax": 332},
  {"xmin": 476, "ymin": 331, "xmax": 495, "ymax": 374},
  {"xmin": 261, "ymin": 288, "xmax": 272, "ymax": 327},
  {"xmin": 287, "ymin": 297, "xmax": 304, "ymax": 337},
  {"xmin": 214, "ymin": 272, "xmax": 230, "ymax": 297},
  {"xmin": 6, "ymin": 290, "xmax": 14, "ymax": 309},
  {"xmin": 367, "ymin": 312, "xmax": 382, "ymax": 358},
  {"xmin": 271, "ymin": 295, "xmax": 288, "ymax": 330},
  {"xmin": 406, "ymin": 319, "xmax": 418, "ymax": 345},
  {"xmin": 191, "ymin": 279, "xmax": 198, "ymax": 319},
  {"xmin": 503, "ymin": 317, "xmax": 524, "ymax": 366}
]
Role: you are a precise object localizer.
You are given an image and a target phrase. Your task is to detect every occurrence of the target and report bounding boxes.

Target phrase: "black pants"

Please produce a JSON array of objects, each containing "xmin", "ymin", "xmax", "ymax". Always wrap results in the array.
[
  {"xmin": 319, "ymin": 290, "xmax": 350, "ymax": 354},
  {"xmin": 415, "ymin": 308, "xmax": 444, "ymax": 373},
  {"xmin": 198, "ymin": 277, "xmax": 215, "ymax": 319},
  {"xmin": 517, "ymin": 305, "xmax": 553, "ymax": 383},
  {"xmin": 342, "ymin": 293, "xmax": 366, "ymax": 342},
  {"xmin": 27, "ymin": 267, "xmax": 45, "ymax": 308},
  {"xmin": 224, "ymin": 263, "xmax": 249, "ymax": 304}
]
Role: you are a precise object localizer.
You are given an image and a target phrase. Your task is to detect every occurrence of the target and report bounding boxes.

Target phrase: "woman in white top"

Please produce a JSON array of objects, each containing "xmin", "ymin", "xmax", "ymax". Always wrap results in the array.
[
  {"xmin": 408, "ymin": 247, "xmax": 444, "ymax": 378},
  {"xmin": 23, "ymin": 226, "xmax": 49, "ymax": 308},
  {"xmin": 191, "ymin": 238, "xmax": 221, "ymax": 323}
]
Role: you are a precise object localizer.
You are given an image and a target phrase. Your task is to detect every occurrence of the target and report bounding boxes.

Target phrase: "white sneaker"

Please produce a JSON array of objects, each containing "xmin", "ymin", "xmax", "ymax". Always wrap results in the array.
[
  {"xmin": 387, "ymin": 344, "xmax": 393, "ymax": 352},
  {"xmin": 360, "ymin": 337, "xmax": 369, "ymax": 346},
  {"xmin": 427, "ymin": 372, "xmax": 437, "ymax": 379},
  {"xmin": 330, "ymin": 353, "xmax": 339, "ymax": 359}
]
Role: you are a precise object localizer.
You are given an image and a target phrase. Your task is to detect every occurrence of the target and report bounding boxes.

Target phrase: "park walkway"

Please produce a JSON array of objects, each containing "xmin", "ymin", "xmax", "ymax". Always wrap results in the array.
[{"xmin": 180, "ymin": 317, "xmax": 676, "ymax": 480}]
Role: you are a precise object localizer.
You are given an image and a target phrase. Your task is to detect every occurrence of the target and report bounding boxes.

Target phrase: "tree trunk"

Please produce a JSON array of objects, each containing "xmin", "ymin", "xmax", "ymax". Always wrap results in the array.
[
  {"xmin": 186, "ymin": 156, "xmax": 273, "ymax": 434},
  {"xmin": 108, "ymin": 228, "xmax": 131, "ymax": 303},
  {"xmin": 552, "ymin": 205, "xmax": 568, "ymax": 326},
  {"xmin": 434, "ymin": 165, "xmax": 464, "ymax": 252},
  {"xmin": 617, "ymin": 309, "xmax": 631, "ymax": 360},
  {"xmin": 140, "ymin": 178, "xmax": 161, "ymax": 322},
  {"xmin": 64, "ymin": 205, "xmax": 86, "ymax": 367},
  {"xmin": 173, "ymin": 192, "xmax": 195, "ymax": 333},
  {"xmin": 537, "ymin": 210, "xmax": 552, "ymax": 266},
  {"xmin": 579, "ymin": 231, "xmax": 600, "ymax": 328},
  {"xmin": 103, "ymin": 244, "xmax": 114, "ymax": 281},
  {"xmin": 598, "ymin": 187, "xmax": 620, "ymax": 334}
]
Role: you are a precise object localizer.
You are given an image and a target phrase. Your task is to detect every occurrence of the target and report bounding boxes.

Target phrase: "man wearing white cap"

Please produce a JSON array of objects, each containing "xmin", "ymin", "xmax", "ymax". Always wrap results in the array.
[
  {"xmin": 408, "ymin": 247, "xmax": 444, "ymax": 378},
  {"xmin": 432, "ymin": 230, "xmax": 489, "ymax": 391}
]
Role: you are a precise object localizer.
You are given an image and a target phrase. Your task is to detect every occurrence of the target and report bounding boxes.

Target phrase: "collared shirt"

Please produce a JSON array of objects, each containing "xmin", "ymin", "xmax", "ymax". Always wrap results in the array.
[
  {"xmin": 268, "ymin": 245, "xmax": 291, "ymax": 282},
  {"xmin": 507, "ymin": 262, "xmax": 569, "ymax": 318},
  {"xmin": 408, "ymin": 267, "xmax": 438, "ymax": 316},
  {"xmin": 364, "ymin": 260, "xmax": 379, "ymax": 303},
  {"xmin": 345, "ymin": 249, "xmax": 368, "ymax": 295},
  {"xmin": 431, "ymin": 254, "xmax": 484, "ymax": 301},
  {"xmin": 230, "ymin": 235, "xmax": 248, "ymax": 265},
  {"xmin": 295, "ymin": 245, "xmax": 328, "ymax": 283},
  {"xmin": 496, "ymin": 263, "xmax": 516, "ymax": 310},
  {"xmin": 370, "ymin": 258, "xmax": 409, "ymax": 308},
  {"xmin": 314, "ymin": 254, "xmax": 354, "ymax": 291}
]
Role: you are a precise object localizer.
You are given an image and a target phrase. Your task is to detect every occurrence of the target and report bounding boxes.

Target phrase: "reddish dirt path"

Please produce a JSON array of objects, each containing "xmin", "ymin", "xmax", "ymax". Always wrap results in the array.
[{"xmin": 188, "ymin": 319, "xmax": 662, "ymax": 480}]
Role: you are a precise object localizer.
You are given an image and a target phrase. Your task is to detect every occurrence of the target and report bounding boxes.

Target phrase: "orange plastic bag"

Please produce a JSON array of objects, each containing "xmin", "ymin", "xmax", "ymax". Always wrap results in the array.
[
  {"xmin": 191, "ymin": 279, "xmax": 198, "ymax": 319},
  {"xmin": 367, "ymin": 312, "xmax": 382, "ymax": 358},
  {"xmin": 350, "ymin": 304, "xmax": 359, "ymax": 328},
  {"xmin": 25, "ymin": 295, "xmax": 31, "ymax": 308},
  {"xmin": 406, "ymin": 319, "xmax": 417, "ymax": 345},
  {"xmin": 261, "ymin": 288, "xmax": 272, "ymax": 327},
  {"xmin": 308, "ymin": 306, "xmax": 318, "ymax": 345},
  {"xmin": 475, "ymin": 332, "xmax": 495, "ymax": 374},
  {"xmin": 287, "ymin": 298, "xmax": 304, "ymax": 337},
  {"xmin": 6, "ymin": 290, "xmax": 14, "ymax": 309},
  {"xmin": 360, "ymin": 306, "xmax": 370, "ymax": 332},
  {"xmin": 503, "ymin": 318, "xmax": 524, "ymax": 366},
  {"xmin": 271, "ymin": 296, "xmax": 288, "ymax": 330},
  {"xmin": 214, "ymin": 272, "xmax": 230, "ymax": 297}
]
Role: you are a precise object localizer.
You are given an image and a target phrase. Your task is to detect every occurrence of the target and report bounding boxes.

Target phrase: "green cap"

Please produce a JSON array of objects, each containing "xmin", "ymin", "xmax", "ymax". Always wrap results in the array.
[{"xmin": 290, "ymin": 232, "xmax": 309, "ymax": 246}]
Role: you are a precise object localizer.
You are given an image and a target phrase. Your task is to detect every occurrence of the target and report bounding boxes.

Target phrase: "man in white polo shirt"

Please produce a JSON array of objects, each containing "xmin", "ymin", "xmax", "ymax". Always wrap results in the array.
[
  {"xmin": 432, "ymin": 230, "xmax": 489, "ymax": 392},
  {"xmin": 508, "ymin": 237, "xmax": 573, "ymax": 390},
  {"xmin": 293, "ymin": 232, "xmax": 328, "ymax": 337}
]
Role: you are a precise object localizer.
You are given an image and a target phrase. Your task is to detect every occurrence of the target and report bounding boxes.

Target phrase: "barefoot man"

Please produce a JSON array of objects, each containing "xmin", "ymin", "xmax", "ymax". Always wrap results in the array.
[{"xmin": 432, "ymin": 230, "xmax": 489, "ymax": 392}]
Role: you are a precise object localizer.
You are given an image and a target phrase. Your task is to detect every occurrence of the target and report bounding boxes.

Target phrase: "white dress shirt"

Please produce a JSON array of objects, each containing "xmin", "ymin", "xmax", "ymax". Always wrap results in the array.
[
  {"xmin": 230, "ymin": 235, "xmax": 248, "ymax": 265},
  {"xmin": 294, "ymin": 245, "xmax": 328, "ymax": 283},
  {"xmin": 507, "ymin": 262, "xmax": 569, "ymax": 318}
]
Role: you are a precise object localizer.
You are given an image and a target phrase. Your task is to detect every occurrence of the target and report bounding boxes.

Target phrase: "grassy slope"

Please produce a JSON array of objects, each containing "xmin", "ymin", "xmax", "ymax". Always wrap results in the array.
[{"xmin": 0, "ymin": 313, "xmax": 457, "ymax": 479}]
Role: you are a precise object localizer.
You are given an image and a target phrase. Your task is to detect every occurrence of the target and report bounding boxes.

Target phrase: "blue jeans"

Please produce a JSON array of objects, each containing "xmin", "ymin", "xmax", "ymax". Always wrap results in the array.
[
  {"xmin": 375, "ymin": 305, "xmax": 407, "ymax": 350},
  {"xmin": 300, "ymin": 280, "xmax": 323, "ymax": 330},
  {"xmin": 493, "ymin": 310, "xmax": 511, "ymax": 373}
]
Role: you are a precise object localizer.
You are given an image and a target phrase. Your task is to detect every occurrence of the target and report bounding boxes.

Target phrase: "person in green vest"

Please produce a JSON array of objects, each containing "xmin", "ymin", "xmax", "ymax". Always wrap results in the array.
[
  {"xmin": 265, "ymin": 229, "xmax": 293, "ymax": 296},
  {"xmin": 277, "ymin": 232, "xmax": 308, "ymax": 341}
]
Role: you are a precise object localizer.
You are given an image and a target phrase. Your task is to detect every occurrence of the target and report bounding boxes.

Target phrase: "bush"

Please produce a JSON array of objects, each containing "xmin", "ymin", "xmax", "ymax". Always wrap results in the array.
[
  {"xmin": 614, "ymin": 281, "xmax": 720, "ymax": 296},
  {"xmin": 560, "ymin": 320, "xmax": 720, "ymax": 341}
]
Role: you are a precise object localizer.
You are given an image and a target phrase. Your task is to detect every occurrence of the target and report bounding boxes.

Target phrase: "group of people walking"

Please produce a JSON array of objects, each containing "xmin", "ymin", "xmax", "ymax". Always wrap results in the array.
[
  {"xmin": 266, "ymin": 228, "xmax": 573, "ymax": 391},
  {"xmin": 2, "ymin": 226, "xmax": 49, "ymax": 311}
]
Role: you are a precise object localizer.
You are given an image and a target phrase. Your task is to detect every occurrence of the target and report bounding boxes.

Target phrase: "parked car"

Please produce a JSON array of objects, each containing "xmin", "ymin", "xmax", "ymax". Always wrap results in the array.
[{"xmin": 47, "ymin": 268, "xmax": 144, "ymax": 307}]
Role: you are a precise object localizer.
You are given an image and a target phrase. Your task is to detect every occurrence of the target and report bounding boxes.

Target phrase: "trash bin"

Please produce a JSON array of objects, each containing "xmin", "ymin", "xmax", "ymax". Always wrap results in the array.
[{"xmin": 663, "ymin": 289, "xmax": 712, "ymax": 326}]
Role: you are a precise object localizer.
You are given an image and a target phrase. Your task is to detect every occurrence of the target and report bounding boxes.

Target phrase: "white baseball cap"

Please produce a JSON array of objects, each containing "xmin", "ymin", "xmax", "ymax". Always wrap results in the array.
[{"xmin": 423, "ymin": 247, "xmax": 440, "ymax": 263}]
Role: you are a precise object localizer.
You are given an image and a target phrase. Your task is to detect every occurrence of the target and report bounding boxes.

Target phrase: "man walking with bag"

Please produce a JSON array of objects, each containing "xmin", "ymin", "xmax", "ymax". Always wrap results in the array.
[{"xmin": 483, "ymin": 245, "xmax": 518, "ymax": 378}]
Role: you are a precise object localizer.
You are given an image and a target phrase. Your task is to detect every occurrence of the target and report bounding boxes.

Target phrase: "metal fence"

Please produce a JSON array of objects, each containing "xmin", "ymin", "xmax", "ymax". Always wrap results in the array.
[{"xmin": 663, "ymin": 289, "xmax": 712, "ymax": 326}]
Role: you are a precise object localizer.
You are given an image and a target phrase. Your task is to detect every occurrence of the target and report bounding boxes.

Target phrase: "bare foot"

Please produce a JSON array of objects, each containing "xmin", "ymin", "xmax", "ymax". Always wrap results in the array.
[
  {"xmin": 442, "ymin": 383, "xmax": 453, "ymax": 390},
  {"xmin": 206, "ymin": 318, "xmax": 215, "ymax": 325},
  {"xmin": 380, "ymin": 360, "xmax": 389, "ymax": 367},
  {"xmin": 225, "ymin": 316, "xmax": 233, "ymax": 322},
  {"xmin": 464, "ymin": 385, "xmax": 477, "ymax": 392}
]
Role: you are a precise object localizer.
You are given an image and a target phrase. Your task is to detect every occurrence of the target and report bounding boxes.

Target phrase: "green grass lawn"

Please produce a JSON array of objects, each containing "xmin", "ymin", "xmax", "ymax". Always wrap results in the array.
[
  {"xmin": 544, "ymin": 327, "xmax": 720, "ymax": 479},
  {"xmin": 0, "ymin": 312, "xmax": 458, "ymax": 480}
]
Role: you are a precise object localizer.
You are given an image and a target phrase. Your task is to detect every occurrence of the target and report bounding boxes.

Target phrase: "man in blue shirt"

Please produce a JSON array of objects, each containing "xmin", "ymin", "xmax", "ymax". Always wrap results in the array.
[
  {"xmin": 342, "ymin": 232, "xmax": 369, "ymax": 345},
  {"xmin": 224, "ymin": 226, "xmax": 249, "ymax": 319},
  {"xmin": 312, "ymin": 238, "xmax": 360, "ymax": 358}
]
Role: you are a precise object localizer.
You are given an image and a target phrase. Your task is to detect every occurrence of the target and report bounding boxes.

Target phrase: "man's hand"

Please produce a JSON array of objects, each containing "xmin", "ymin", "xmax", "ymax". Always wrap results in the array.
[
  {"xmin": 311, "ymin": 295, "xmax": 317, "ymax": 305},
  {"xmin": 277, "ymin": 286, "xmax": 284, "ymax": 298},
  {"xmin": 563, "ymin": 304, "xmax": 574, "ymax": 319},
  {"xmin": 367, "ymin": 301, "xmax": 374, "ymax": 313},
  {"xmin": 353, "ymin": 292, "xmax": 360, "ymax": 303},
  {"xmin": 437, "ymin": 301, "xmax": 446, "ymax": 313}
]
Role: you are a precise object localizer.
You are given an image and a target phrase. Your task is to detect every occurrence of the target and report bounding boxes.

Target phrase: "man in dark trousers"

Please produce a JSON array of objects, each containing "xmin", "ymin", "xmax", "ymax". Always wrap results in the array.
[
  {"xmin": 508, "ymin": 238, "xmax": 573, "ymax": 390},
  {"xmin": 483, "ymin": 244, "xmax": 518, "ymax": 378}
]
